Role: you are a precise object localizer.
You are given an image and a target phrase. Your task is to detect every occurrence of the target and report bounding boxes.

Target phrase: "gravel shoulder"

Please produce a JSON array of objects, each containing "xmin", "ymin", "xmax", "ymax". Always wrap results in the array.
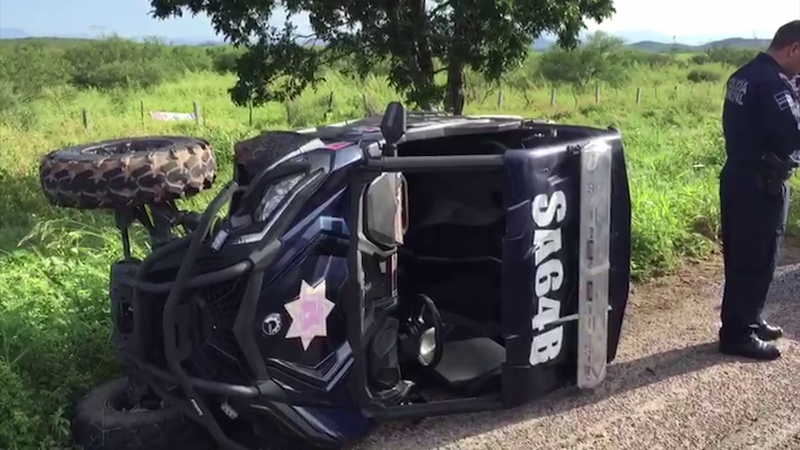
[{"xmin": 355, "ymin": 240, "xmax": 800, "ymax": 450}]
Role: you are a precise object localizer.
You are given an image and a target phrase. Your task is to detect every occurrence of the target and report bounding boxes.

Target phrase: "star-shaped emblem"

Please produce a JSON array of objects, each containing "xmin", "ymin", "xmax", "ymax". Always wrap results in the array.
[{"xmin": 284, "ymin": 279, "xmax": 335, "ymax": 351}]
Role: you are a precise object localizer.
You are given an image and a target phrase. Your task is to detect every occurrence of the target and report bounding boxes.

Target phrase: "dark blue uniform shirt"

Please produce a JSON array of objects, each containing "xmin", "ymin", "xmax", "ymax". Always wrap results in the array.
[{"xmin": 722, "ymin": 52, "xmax": 800, "ymax": 166}]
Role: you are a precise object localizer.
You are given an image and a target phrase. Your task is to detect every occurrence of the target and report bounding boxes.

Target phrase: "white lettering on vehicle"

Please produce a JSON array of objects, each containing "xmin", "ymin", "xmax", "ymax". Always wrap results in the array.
[{"xmin": 530, "ymin": 190, "xmax": 567, "ymax": 366}]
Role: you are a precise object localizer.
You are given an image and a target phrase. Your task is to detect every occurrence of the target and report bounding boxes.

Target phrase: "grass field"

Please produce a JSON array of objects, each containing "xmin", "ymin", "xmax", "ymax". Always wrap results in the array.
[{"xmin": 1, "ymin": 38, "xmax": 798, "ymax": 449}]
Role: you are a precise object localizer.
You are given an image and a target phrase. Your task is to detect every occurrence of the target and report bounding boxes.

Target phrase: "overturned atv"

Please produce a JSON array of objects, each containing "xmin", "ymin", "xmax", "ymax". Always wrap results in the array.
[{"xmin": 41, "ymin": 103, "xmax": 632, "ymax": 450}]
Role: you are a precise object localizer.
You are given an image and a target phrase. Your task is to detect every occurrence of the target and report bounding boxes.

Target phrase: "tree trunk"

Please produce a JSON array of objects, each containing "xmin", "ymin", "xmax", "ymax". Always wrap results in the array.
[
  {"xmin": 446, "ymin": 12, "xmax": 467, "ymax": 115},
  {"xmin": 446, "ymin": 61, "xmax": 465, "ymax": 115},
  {"xmin": 410, "ymin": 0, "xmax": 436, "ymax": 111}
]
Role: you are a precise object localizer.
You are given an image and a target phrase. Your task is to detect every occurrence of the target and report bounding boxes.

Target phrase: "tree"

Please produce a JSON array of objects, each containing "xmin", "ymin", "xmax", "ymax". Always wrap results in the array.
[
  {"xmin": 704, "ymin": 45, "xmax": 759, "ymax": 68},
  {"xmin": 536, "ymin": 31, "xmax": 629, "ymax": 104},
  {"xmin": 149, "ymin": 0, "xmax": 615, "ymax": 115}
]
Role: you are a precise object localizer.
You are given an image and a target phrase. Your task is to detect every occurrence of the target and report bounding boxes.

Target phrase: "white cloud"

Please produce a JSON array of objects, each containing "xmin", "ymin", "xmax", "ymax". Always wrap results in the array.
[{"xmin": 586, "ymin": 0, "xmax": 799, "ymax": 38}]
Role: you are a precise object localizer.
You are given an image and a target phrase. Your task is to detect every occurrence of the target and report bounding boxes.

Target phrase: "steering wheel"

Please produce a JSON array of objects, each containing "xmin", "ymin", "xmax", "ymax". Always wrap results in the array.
[{"xmin": 403, "ymin": 293, "xmax": 444, "ymax": 369}]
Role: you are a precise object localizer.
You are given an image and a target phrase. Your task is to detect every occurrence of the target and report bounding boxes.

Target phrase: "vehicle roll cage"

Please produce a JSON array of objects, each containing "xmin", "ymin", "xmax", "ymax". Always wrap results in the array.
[{"xmin": 110, "ymin": 102, "xmax": 616, "ymax": 450}]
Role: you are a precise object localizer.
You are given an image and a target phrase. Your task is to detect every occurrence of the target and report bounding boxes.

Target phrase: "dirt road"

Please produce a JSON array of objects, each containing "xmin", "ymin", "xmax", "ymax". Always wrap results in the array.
[{"xmin": 355, "ymin": 243, "xmax": 800, "ymax": 450}]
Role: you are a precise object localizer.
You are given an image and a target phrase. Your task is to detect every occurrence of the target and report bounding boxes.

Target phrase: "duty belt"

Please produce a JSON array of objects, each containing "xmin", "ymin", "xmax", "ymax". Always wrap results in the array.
[{"xmin": 759, "ymin": 152, "xmax": 799, "ymax": 194}]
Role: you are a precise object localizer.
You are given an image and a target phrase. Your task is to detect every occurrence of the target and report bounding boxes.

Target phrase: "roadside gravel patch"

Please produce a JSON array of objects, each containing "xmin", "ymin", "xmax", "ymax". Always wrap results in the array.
[{"xmin": 355, "ymin": 246, "xmax": 800, "ymax": 450}]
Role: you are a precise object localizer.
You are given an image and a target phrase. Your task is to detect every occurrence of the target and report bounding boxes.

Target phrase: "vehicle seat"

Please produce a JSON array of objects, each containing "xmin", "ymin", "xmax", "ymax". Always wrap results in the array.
[{"xmin": 432, "ymin": 336, "xmax": 505, "ymax": 396}]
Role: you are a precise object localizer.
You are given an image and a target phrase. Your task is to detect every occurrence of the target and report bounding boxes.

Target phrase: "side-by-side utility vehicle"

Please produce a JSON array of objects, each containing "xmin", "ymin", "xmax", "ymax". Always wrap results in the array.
[{"xmin": 39, "ymin": 102, "xmax": 632, "ymax": 450}]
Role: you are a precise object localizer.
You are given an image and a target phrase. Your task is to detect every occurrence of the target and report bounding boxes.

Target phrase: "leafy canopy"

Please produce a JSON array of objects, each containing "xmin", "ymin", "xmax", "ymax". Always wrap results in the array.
[{"xmin": 149, "ymin": 0, "xmax": 616, "ymax": 112}]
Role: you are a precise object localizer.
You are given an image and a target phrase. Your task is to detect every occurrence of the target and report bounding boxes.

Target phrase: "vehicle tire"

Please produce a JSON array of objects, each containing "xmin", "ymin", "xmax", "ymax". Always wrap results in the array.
[
  {"xmin": 39, "ymin": 136, "xmax": 216, "ymax": 209},
  {"xmin": 71, "ymin": 376, "xmax": 216, "ymax": 450},
  {"xmin": 233, "ymin": 131, "xmax": 320, "ymax": 184}
]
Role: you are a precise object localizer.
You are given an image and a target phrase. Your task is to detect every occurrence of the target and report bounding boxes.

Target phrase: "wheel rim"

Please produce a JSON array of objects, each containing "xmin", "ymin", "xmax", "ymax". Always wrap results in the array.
[
  {"xmin": 79, "ymin": 138, "xmax": 176, "ymax": 156},
  {"xmin": 105, "ymin": 387, "xmax": 164, "ymax": 413}
]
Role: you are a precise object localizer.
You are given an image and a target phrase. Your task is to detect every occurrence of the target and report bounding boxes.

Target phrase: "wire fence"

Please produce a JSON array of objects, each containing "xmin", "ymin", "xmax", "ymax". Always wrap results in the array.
[{"xmin": 73, "ymin": 82, "xmax": 730, "ymax": 131}]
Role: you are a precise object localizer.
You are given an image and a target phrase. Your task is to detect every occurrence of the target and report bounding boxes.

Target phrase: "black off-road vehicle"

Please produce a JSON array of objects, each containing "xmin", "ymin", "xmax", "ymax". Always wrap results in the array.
[{"xmin": 40, "ymin": 103, "xmax": 632, "ymax": 449}]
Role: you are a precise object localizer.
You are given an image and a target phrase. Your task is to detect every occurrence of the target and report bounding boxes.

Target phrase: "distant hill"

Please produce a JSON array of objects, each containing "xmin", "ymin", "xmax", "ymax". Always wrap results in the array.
[
  {"xmin": 0, "ymin": 28, "xmax": 28, "ymax": 39},
  {"xmin": 627, "ymin": 38, "xmax": 771, "ymax": 53},
  {"xmin": 703, "ymin": 38, "xmax": 771, "ymax": 49},
  {"xmin": 0, "ymin": 27, "xmax": 773, "ymax": 54},
  {"xmin": 0, "ymin": 29, "xmax": 224, "ymax": 46},
  {"xmin": 626, "ymin": 41, "xmax": 695, "ymax": 52},
  {"xmin": 0, "ymin": 36, "xmax": 100, "ymax": 50},
  {"xmin": 529, "ymin": 35, "xmax": 770, "ymax": 53}
]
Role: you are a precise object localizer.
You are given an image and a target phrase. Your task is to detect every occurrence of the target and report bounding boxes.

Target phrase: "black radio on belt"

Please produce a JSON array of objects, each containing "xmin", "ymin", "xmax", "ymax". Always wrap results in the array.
[
  {"xmin": 763, "ymin": 152, "xmax": 799, "ymax": 172},
  {"xmin": 760, "ymin": 152, "xmax": 798, "ymax": 193}
]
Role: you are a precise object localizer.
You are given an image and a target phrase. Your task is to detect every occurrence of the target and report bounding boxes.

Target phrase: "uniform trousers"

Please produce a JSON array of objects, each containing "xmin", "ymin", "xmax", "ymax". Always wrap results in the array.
[{"xmin": 719, "ymin": 162, "xmax": 790, "ymax": 340}]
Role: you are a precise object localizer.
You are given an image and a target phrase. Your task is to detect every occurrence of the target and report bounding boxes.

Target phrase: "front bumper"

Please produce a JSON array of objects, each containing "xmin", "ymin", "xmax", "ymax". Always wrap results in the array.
[{"xmin": 110, "ymin": 182, "xmax": 348, "ymax": 450}]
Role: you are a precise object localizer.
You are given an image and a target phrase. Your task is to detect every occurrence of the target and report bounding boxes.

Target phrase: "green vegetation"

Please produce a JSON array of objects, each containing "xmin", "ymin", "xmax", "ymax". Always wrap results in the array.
[
  {"xmin": 0, "ymin": 35, "xmax": 793, "ymax": 450},
  {"xmin": 150, "ymin": 0, "xmax": 616, "ymax": 114}
]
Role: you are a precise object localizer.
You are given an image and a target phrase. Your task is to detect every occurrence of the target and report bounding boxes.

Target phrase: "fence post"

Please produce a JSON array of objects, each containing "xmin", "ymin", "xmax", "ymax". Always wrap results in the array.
[
  {"xmin": 636, "ymin": 88, "xmax": 642, "ymax": 106},
  {"xmin": 193, "ymin": 101, "xmax": 201, "ymax": 126},
  {"xmin": 285, "ymin": 102, "xmax": 294, "ymax": 127},
  {"xmin": 497, "ymin": 90, "xmax": 504, "ymax": 109},
  {"xmin": 550, "ymin": 88, "xmax": 557, "ymax": 106},
  {"xmin": 249, "ymin": 101, "xmax": 253, "ymax": 127},
  {"xmin": 595, "ymin": 85, "xmax": 600, "ymax": 103},
  {"xmin": 140, "ymin": 100, "xmax": 144, "ymax": 125},
  {"xmin": 362, "ymin": 93, "xmax": 371, "ymax": 115},
  {"xmin": 82, "ymin": 108, "xmax": 90, "ymax": 129}
]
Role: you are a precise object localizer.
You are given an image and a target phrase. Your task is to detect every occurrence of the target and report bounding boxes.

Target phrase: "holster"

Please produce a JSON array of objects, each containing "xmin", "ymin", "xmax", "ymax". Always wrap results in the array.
[{"xmin": 758, "ymin": 153, "xmax": 798, "ymax": 194}]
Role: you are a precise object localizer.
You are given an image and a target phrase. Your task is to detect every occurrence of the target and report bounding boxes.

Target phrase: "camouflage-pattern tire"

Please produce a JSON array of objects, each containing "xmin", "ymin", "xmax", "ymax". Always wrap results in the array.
[
  {"xmin": 233, "ymin": 131, "xmax": 321, "ymax": 184},
  {"xmin": 39, "ymin": 136, "xmax": 216, "ymax": 209}
]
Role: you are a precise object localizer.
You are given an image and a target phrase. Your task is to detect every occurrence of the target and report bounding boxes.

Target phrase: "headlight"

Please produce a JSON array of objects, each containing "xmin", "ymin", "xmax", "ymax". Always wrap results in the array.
[{"xmin": 255, "ymin": 173, "xmax": 305, "ymax": 222}]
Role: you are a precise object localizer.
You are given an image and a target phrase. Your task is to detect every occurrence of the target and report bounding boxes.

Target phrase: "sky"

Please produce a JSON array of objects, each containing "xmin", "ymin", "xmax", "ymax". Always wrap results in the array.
[{"xmin": 0, "ymin": 0, "xmax": 798, "ymax": 44}]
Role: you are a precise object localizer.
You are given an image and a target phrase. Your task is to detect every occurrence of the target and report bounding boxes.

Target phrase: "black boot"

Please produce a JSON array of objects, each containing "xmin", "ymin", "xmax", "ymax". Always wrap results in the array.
[
  {"xmin": 719, "ymin": 330, "xmax": 781, "ymax": 361},
  {"xmin": 753, "ymin": 318, "xmax": 783, "ymax": 342}
]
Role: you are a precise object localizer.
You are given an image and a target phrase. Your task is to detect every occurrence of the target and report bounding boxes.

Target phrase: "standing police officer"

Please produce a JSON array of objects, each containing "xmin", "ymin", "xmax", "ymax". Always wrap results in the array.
[{"xmin": 719, "ymin": 20, "xmax": 800, "ymax": 361}]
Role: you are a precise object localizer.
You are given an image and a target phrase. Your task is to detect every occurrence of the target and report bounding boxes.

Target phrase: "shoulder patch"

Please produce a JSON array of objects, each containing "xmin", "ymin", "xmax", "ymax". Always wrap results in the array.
[{"xmin": 774, "ymin": 90, "xmax": 792, "ymax": 111}]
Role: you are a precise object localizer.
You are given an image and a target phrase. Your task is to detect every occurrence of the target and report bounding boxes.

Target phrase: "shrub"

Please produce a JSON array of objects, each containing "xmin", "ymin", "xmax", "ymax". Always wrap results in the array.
[
  {"xmin": 687, "ymin": 68, "xmax": 722, "ymax": 83},
  {"xmin": 63, "ymin": 36, "xmax": 194, "ymax": 90},
  {"xmin": 703, "ymin": 46, "xmax": 758, "ymax": 67},
  {"xmin": 642, "ymin": 52, "xmax": 678, "ymax": 68},
  {"xmin": 0, "ymin": 80, "xmax": 21, "ymax": 114},
  {"xmin": 537, "ymin": 32, "xmax": 630, "ymax": 97},
  {"xmin": 170, "ymin": 45, "xmax": 214, "ymax": 73},
  {"xmin": 207, "ymin": 46, "xmax": 247, "ymax": 74},
  {"xmin": 0, "ymin": 41, "xmax": 71, "ymax": 100}
]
